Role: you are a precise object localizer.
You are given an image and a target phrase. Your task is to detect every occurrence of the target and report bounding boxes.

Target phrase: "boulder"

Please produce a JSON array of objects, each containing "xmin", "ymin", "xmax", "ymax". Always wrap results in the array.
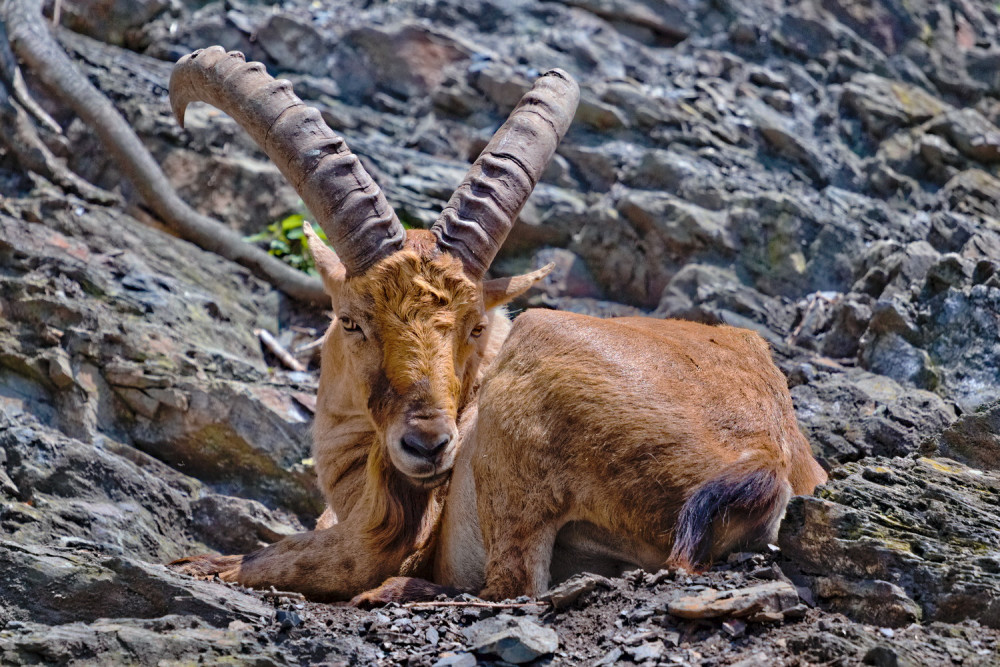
[{"xmin": 780, "ymin": 456, "xmax": 1000, "ymax": 628}]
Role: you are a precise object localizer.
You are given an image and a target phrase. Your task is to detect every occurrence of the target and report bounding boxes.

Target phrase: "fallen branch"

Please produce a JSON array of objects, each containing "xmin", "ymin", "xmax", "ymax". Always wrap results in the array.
[
  {"xmin": 255, "ymin": 328, "xmax": 306, "ymax": 372},
  {"xmin": 2, "ymin": 0, "xmax": 327, "ymax": 305},
  {"xmin": 262, "ymin": 587, "xmax": 306, "ymax": 602},
  {"xmin": 295, "ymin": 336, "xmax": 325, "ymax": 353},
  {"xmin": 403, "ymin": 600, "xmax": 550, "ymax": 610}
]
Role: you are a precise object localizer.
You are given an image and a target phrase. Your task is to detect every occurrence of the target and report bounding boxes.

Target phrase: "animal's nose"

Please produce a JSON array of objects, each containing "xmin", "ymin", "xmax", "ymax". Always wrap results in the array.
[{"xmin": 400, "ymin": 414, "xmax": 453, "ymax": 460}]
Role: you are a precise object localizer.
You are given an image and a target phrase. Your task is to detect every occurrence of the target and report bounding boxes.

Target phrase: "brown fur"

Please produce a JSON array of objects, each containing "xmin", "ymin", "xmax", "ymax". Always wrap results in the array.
[{"xmin": 171, "ymin": 229, "xmax": 827, "ymax": 602}]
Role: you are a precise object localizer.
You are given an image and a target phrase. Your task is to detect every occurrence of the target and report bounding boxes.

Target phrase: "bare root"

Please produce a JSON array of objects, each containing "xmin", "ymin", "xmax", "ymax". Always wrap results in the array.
[{"xmin": 1, "ymin": 0, "xmax": 327, "ymax": 305}]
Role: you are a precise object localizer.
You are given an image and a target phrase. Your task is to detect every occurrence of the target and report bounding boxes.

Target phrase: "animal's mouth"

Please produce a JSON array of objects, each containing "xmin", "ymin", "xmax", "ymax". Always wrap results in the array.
[
  {"xmin": 385, "ymin": 415, "xmax": 458, "ymax": 487},
  {"xmin": 408, "ymin": 469, "xmax": 451, "ymax": 489}
]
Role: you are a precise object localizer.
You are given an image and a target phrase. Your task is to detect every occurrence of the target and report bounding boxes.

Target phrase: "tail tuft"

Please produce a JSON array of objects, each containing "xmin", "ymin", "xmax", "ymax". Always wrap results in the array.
[{"xmin": 667, "ymin": 468, "xmax": 790, "ymax": 570}]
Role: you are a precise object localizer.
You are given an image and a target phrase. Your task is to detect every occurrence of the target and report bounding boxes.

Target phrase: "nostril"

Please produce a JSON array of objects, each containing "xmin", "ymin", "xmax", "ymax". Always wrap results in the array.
[
  {"xmin": 428, "ymin": 433, "xmax": 451, "ymax": 456},
  {"xmin": 401, "ymin": 432, "xmax": 451, "ymax": 459}
]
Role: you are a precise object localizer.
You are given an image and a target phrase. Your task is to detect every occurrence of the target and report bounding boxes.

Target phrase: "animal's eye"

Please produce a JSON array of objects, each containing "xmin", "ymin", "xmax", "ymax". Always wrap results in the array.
[
  {"xmin": 470, "ymin": 323, "xmax": 486, "ymax": 339},
  {"xmin": 340, "ymin": 316, "xmax": 360, "ymax": 333}
]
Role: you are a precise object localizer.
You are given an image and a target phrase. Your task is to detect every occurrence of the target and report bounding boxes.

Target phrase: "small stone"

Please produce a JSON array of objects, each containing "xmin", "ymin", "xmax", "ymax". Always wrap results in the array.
[
  {"xmin": 594, "ymin": 647, "xmax": 624, "ymax": 665},
  {"xmin": 667, "ymin": 581, "xmax": 799, "ymax": 620},
  {"xmin": 746, "ymin": 610, "xmax": 784, "ymax": 623},
  {"xmin": 114, "ymin": 387, "xmax": 161, "ymax": 419},
  {"xmin": 626, "ymin": 640, "xmax": 664, "ymax": 662},
  {"xmin": 863, "ymin": 645, "xmax": 901, "ymax": 667},
  {"xmin": 782, "ymin": 604, "xmax": 809, "ymax": 621},
  {"xmin": 432, "ymin": 653, "xmax": 476, "ymax": 667},
  {"xmin": 727, "ymin": 552, "xmax": 756, "ymax": 564},
  {"xmin": 463, "ymin": 614, "xmax": 558, "ymax": 664},
  {"xmin": 722, "ymin": 619, "xmax": 746, "ymax": 637},
  {"xmin": 47, "ymin": 352, "xmax": 74, "ymax": 389},
  {"xmin": 626, "ymin": 608, "xmax": 655, "ymax": 624},
  {"xmin": 540, "ymin": 573, "xmax": 609, "ymax": 610},
  {"xmin": 274, "ymin": 610, "xmax": 303, "ymax": 630}
]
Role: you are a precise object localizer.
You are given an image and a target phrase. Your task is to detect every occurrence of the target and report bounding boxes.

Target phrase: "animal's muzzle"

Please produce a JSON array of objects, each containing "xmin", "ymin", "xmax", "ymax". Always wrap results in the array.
[{"xmin": 399, "ymin": 412, "xmax": 453, "ymax": 462}]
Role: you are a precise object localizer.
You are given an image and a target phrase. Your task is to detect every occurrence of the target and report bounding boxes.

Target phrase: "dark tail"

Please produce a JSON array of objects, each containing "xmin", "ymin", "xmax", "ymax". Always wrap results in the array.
[{"xmin": 667, "ymin": 464, "xmax": 791, "ymax": 570}]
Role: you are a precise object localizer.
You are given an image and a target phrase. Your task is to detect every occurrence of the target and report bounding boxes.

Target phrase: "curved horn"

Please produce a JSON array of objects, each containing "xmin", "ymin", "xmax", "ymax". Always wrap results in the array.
[
  {"xmin": 170, "ymin": 47, "xmax": 404, "ymax": 276},
  {"xmin": 431, "ymin": 69, "xmax": 579, "ymax": 278}
]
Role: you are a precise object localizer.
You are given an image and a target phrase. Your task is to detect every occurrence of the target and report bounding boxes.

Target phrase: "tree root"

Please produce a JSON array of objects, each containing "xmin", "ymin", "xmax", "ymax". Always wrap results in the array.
[
  {"xmin": 0, "ymin": 92, "xmax": 117, "ymax": 204},
  {"xmin": 1, "ymin": 0, "xmax": 327, "ymax": 305},
  {"xmin": 0, "ymin": 14, "xmax": 110, "ymax": 202}
]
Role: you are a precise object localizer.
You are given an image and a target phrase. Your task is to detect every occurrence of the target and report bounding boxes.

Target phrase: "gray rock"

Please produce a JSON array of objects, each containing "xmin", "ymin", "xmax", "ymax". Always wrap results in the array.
[
  {"xmin": 0, "ymin": 540, "xmax": 272, "ymax": 627},
  {"xmin": 780, "ymin": 456, "xmax": 1000, "ymax": 628},
  {"xmin": 529, "ymin": 248, "xmax": 603, "ymax": 301},
  {"xmin": 256, "ymin": 13, "xmax": 329, "ymax": 76},
  {"xmin": 918, "ymin": 284, "xmax": 1000, "ymax": 412},
  {"xmin": 939, "ymin": 169, "xmax": 1000, "ymax": 219},
  {"xmin": 810, "ymin": 576, "xmax": 922, "ymax": 627},
  {"xmin": 345, "ymin": 23, "xmax": 472, "ymax": 101},
  {"xmin": 791, "ymin": 367, "xmax": 956, "ymax": 464},
  {"xmin": 0, "ymin": 615, "xmax": 285, "ymax": 666},
  {"xmin": 463, "ymin": 614, "xmax": 558, "ymax": 664},
  {"xmin": 841, "ymin": 74, "xmax": 952, "ymax": 139},
  {"xmin": 0, "ymin": 197, "xmax": 321, "ymax": 520},
  {"xmin": 928, "ymin": 109, "xmax": 1000, "ymax": 164},
  {"xmin": 54, "ymin": 0, "xmax": 170, "ymax": 47},
  {"xmin": 921, "ymin": 400, "xmax": 1000, "ymax": 470},
  {"xmin": 551, "ymin": 0, "xmax": 690, "ymax": 44}
]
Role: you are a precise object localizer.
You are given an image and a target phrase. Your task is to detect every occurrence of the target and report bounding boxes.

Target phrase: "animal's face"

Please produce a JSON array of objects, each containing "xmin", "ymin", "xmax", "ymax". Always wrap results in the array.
[
  {"xmin": 323, "ymin": 242, "xmax": 487, "ymax": 487},
  {"xmin": 310, "ymin": 227, "xmax": 551, "ymax": 488}
]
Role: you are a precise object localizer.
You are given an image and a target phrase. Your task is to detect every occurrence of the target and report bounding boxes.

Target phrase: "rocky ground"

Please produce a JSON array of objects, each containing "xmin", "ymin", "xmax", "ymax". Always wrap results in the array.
[{"xmin": 1, "ymin": 0, "xmax": 1000, "ymax": 664}]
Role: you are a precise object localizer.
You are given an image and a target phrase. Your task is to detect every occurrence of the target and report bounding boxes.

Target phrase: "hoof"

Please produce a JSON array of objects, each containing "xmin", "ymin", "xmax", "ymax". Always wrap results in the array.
[
  {"xmin": 350, "ymin": 576, "xmax": 462, "ymax": 608},
  {"xmin": 169, "ymin": 554, "xmax": 244, "ymax": 582}
]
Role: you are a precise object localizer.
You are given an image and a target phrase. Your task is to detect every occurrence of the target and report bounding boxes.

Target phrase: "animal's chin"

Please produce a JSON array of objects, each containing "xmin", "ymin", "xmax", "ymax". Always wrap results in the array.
[{"xmin": 387, "ymin": 446, "xmax": 454, "ymax": 489}]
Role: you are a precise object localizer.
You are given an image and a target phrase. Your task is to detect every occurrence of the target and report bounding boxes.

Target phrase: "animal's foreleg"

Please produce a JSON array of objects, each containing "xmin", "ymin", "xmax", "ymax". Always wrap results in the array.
[
  {"xmin": 477, "ymin": 507, "xmax": 561, "ymax": 601},
  {"xmin": 171, "ymin": 517, "xmax": 400, "ymax": 602}
]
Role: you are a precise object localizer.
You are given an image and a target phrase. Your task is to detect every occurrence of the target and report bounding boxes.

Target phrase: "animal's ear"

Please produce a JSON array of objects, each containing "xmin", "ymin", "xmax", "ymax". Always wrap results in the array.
[
  {"xmin": 304, "ymin": 221, "xmax": 346, "ymax": 296},
  {"xmin": 483, "ymin": 263, "xmax": 554, "ymax": 309}
]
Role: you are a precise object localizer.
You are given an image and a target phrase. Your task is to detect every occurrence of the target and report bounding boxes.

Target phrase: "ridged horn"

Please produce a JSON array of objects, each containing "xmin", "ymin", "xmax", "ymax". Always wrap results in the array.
[
  {"xmin": 431, "ymin": 69, "xmax": 579, "ymax": 278},
  {"xmin": 169, "ymin": 46, "xmax": 404, "ymax": 276}
]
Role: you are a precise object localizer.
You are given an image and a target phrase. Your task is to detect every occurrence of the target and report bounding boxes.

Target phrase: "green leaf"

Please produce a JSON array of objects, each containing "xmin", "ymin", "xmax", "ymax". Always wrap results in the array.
[{"xmin": 281, "ymin": 213, "xmax": 305, "ymax": 232}]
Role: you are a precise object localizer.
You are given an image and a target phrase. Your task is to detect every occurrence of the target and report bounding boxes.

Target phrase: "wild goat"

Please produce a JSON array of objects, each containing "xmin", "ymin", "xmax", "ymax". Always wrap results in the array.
[{"xmin": 170, "ymin": 47, "xmax": 828, "ymax": 602}]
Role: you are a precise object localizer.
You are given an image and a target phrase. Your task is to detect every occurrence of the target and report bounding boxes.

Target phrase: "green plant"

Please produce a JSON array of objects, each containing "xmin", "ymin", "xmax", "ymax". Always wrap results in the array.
[{"xmin": 245, "ymin": 213, "xmax": 333, "ymax": 275}]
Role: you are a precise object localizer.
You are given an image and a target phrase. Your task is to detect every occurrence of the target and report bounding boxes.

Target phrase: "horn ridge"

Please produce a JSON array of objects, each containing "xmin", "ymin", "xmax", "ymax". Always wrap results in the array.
[
  {"xmin": 170, "ymin": 46, "xmax": 404, "ymax": 275},
  {"xmin": 431, "ymin": 68, "xmax": 579, "ymax": 278}
]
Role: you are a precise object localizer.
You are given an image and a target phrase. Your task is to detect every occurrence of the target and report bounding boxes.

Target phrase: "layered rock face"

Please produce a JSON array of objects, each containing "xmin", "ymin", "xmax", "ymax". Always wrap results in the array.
[{"xmin": 2, "ymin": 0, "xmax": 1000, "ymax": 663}]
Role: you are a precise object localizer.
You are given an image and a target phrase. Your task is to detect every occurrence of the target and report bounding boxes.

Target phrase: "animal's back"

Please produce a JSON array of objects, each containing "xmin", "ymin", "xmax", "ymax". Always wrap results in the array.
[{"xmin": 483, "ymin": 310, "xmax": 805, "ymax": 472}]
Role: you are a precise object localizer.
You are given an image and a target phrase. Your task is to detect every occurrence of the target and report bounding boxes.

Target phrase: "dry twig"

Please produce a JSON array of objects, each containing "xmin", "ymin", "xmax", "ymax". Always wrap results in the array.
[
  {"xmin": 403, "ymin": 600, "xmax": 550, "ymax": 610},
  {"xmin": 255, "ymin": 328, "xmax": 306, "ymax": 372}
]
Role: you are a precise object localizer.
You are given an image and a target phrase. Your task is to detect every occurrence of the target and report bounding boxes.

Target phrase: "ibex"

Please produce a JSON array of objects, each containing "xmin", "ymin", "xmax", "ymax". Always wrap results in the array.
[{"xmin": 170, "ymin": 47, "xmax": 828, "ymax": 602}]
